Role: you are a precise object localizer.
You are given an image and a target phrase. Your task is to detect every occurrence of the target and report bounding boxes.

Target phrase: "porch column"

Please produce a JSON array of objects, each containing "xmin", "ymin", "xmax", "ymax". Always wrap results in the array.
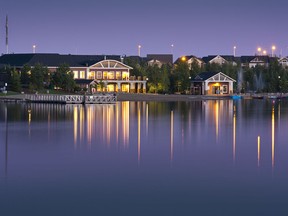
[
  {"xmin": 86, "ymin": 68, "xmax": 90, "ymax": 79},
  {"xmin": 130, "ymin": 82, "xmax": 136, "ymax": 93},
  {"xmin": 137, "ymin": 82, "xmax": 142, "ymax": 93},
  {"xmin": 104, "ymin": 81, "xmax": 108, "ymax": 92},
  {"xmin": 143, "ymin": 82, "xmax": 147, "ymax": 93},
  {"xmin": 229, "ymin": 82, "xmax": 234, "ymax": 94},
  {"xmin": 117, "ymin": 82, "xmax": 121, "ymax": 92}
]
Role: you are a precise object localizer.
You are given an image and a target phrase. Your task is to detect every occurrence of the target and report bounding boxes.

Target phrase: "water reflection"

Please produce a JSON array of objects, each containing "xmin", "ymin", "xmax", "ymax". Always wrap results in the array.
[
  {"xmin": 170, "ymin": 110, "xmax": 174, "ymax": 162},
  {"xmin": 138, "ymin": 106, "xmax": 141, "ymax": 164},
  {"xmin": 272, "ymin": 105, "xmax": 275, "ymax": 168},
  {"xmin": 258, "ymin": 135, "xmax": 261, "ymax": 167},
  {"xmin": 1, "ymin": 99, "xmax": 288, "ymax": 169},
  {"xmin": 233, "ymin": 105, "xmax": 236, "ymax": 162}
]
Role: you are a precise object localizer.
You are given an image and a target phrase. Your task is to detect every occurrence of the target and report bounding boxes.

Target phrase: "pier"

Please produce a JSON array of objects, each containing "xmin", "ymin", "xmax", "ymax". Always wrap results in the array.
[{"xmin": 0, "ymin": 94, "xmax": 117, "ymax": 104}]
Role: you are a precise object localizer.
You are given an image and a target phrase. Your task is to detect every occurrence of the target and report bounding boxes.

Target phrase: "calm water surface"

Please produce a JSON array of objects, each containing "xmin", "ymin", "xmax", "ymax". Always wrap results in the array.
[{"xmin": 1, "ymin": 100, "xmax": 288, "ymax": 215}]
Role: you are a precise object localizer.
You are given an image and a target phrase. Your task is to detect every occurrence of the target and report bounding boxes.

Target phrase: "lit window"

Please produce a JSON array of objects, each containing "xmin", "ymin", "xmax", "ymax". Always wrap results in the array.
[
  {"xmin": 103, "ymin": 71, "xmax": 108, "ymax": 79},
  {"xmin": 116, "ymin": 71, "xmax": 121, "ymax": 80},
  {"xmin": 73, "ymin": 71, "xmax": 78, "ymax": 79},
  {"xmin": 97, "ymin": 71, "xmax": 102, "ymax": 79},
  {"xmin": 108, "ymin": 71, "xmax": 115, "ymax": 79},
  {"xmin": 89, "ymin": 71, "xmax": 95, "ymax": 79},
  {"xmin": 80, "ymin": 71, "xmax": 85, "ymax": 79}
]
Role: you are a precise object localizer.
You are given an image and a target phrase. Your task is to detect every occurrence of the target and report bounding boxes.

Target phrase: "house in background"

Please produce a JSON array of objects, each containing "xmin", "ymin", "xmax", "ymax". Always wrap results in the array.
[
  {"xmin": 174, "ymin": 55, "xmax": 204, "ymax": 69},
  {"xmin": 191, "ymin": 71, "xmax": 235, "ymax": 95},
  {"xmin": 202, "ymin": 55, "xmax": 237, "ymax": 66},
  {"xmin": 146, "ymin": 54, "xmax": 173, "ymax": 67},
  {"xmin": 0, "ymin": 53, "xmax": 147, "ymax": 93},
  {"xmin": 278, "ymin": 57, "xmax": 288, "ymax": 68}
]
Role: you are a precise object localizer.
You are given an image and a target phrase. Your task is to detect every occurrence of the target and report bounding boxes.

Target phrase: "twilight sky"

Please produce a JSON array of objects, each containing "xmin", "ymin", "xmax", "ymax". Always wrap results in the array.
[{"xmin": 1, "ymin": 0, "xmax": 288, "ymax": 59}]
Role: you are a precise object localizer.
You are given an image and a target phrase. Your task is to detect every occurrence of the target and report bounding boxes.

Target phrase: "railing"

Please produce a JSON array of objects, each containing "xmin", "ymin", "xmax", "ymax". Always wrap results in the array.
[{"xmin": 25, "ymin": 94, "xmax": 117, "ymax": 104}]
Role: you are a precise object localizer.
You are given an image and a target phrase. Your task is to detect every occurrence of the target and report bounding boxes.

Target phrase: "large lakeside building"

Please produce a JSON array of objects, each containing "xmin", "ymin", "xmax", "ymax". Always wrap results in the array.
[{"xmin": 0, "ymin": 53, "xmax": 147, "ymax": 93}]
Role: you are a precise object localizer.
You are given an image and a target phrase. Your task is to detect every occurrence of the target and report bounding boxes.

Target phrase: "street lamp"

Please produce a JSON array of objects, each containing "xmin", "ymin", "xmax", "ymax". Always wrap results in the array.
[
  {"xmin": 33, "ymin": 45, "xmax": 36, "ymax": 53},
  {"xmin": 171, "ymin": 44, "xmax": 174, "ymax": 54},
  {"xmin": 257, "ymin": 47, "xmax": 262, "ymax": 55},
  {"xmin": 263, "ymin": 50, "xmax": 267, "ymax": 55},
  {"xmin": 233, "ymin": 46, "xmax": 236, "ymax": 57},
  {"xmin": 181, "ymin": 56, "xmax": 186, "ymax": 61},
  {"xmin": 272, "ymin": 45, "xmax": 276, "ymax": 57},
  {"xmin": 138, "ymin": 45, "xmax": 141, "ymax": 57}
]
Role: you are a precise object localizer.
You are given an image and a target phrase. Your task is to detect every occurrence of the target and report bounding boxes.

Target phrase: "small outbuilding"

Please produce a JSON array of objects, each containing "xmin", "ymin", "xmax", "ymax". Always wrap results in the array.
[{"xmin": 191, "ymin": 72, "xmax": 235, "ymax": 95}]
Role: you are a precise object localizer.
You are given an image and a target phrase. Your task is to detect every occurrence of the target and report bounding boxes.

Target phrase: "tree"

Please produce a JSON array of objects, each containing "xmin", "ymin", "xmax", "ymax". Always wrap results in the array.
[
  {"xmin": 52, "ymin": 64, "xmax": 75, "ymax": 92},
  {"xmin": 30, "ymin": 63, "xmax": 48, "ymax": 91},
  {"xmin": 172, "ymin": 61, "xmax": 190, "ymax": 93},
  {"xmin": 20, "ymin": 64, "xmax": 31, "ymax": 88},
  {"xmin": 10, "ymin": 69, "xmax": 21, "ymax": 92}
]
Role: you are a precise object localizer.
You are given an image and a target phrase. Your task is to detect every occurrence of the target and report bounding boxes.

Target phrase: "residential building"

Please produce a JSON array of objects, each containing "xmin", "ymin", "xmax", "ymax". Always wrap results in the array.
[
  {"xmin": 146, "ymin": 54, "xmax": 173, "ymax": 67},
  {"xmin": 0, "ymin": 53, "xmax": 147, "ymax": 93},
  {"xmin": 191, "ymin": 71, "xmax": 235, "ymax": 95},
  {"xmin": 202, "ymin": 55, "xmax": 237, "ymax": 66},
  {"xmin": 174, "ymin": 55, "xmax": 204, "ymax": 69}
]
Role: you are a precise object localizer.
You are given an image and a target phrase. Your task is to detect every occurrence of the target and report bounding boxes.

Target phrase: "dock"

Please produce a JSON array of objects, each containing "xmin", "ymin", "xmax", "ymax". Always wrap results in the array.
[{"xmin": 0, "ymin": 93, "xmax": 117, "ymax": 104}]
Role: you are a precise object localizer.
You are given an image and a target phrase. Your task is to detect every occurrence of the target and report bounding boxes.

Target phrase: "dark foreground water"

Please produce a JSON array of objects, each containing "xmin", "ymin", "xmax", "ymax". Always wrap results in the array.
[{"xmin": 1, "ymin": 99, "xmax": 288, "ymax": 216}]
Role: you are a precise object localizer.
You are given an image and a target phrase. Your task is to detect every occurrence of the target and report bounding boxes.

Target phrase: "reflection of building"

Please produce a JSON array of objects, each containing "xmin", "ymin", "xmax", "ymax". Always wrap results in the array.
[
  {"xmin": 191, "ymin": 72, "xmax": 235, "ymax": 95},
  {"xmin": 0, "ymin": 54, "xmax": 147, "ymax": 93}
]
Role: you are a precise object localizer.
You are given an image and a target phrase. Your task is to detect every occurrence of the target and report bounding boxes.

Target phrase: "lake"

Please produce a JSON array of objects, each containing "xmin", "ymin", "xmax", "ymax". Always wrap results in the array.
[{"xmin": 1, "ymin": 99, "xmax": 288, "ymax": 216}]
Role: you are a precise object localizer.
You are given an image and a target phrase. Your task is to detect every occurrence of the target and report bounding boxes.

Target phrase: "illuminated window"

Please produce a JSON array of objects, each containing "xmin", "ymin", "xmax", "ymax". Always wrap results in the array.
[
  {"xmin": 107, "ymin": 84, "xmax": 115, "ymax": 92},
  {"xmin": 121, "ymin": 84, "xmax": 130, "ymax": 92},
  {"xmin": 73, "ymin": 71, "xmax": 79, "ymax": 79},
  {"xmin": 108, "ymin": 71, "xmax": 115, "ymax": 79},
  {"xmin": 80, "ymin": 71, "xmax": 85, "ymax": 79},
  {"xmin": 103, "ymin": 71, "xmax": 108, "ymax": 79},
  {"xmin": 97, "ymin": 71, "xmax": 102, "ymax": 79},
  {"xmin": 122, "ymin": 72, "xmax": 129, "ymax": 80},
  {"xmin": 116, "ymin": 71, "xmax": 121, "ymax": 80},
  {"xmin": 89, "ymin": 71, "xmax": 95, "ymax": 79}
]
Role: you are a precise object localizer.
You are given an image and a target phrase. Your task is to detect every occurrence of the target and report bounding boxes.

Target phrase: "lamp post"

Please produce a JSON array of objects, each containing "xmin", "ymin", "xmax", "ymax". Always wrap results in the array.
[
  {"xmin": 233, "ymin": 46, "xmax": 236, "ymax": 57},
  {"xmin": 272, "ymin": 45, "xmax": 276, "ymax": 57},
  {"xmin": 171, "ymin": 44, "xmax": 174, "ymax": 54},
  {"xmin": 257, "ymin": 47, "xmax": 262, "ymax": 55},
  {"xmin": 33, "ymin": 45, "xmax": 36, "ymax": 53},
  {"xmin": 138, "ymin": 45, "xmax": 141, "ymax": 57},
  {"xmin": 263, "ymin": 50, "xmax": 267, "ymax": 55}
]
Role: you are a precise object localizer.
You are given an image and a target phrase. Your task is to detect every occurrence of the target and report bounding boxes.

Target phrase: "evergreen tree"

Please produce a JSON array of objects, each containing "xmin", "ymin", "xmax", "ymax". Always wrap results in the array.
[
  {"xmin": 20, "ymin": 64, "xmax": 31, "ymax": 88},
  {"xmin": 30, "ymin": 63, "xmax": 48, "ymax": 91},
  {"xmin": 52, "ymin": 64, "xmax": 75, "ymax": 92},
  {"xmin": 10, "ymin": 69, "xmax": 21, "ymax": 92}
]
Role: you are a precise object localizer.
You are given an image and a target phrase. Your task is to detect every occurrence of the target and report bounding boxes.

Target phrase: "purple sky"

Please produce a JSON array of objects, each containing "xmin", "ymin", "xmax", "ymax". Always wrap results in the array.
[{"xmin": 1, "ymin": 0, "xmax": 288, "ymax": 59}]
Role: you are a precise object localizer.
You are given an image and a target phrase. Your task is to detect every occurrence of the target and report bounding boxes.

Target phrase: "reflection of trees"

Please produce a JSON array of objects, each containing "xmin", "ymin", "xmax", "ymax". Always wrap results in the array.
[{"xmin": 0, "ymin": 103, "xmax": 73, "ymax": 122}]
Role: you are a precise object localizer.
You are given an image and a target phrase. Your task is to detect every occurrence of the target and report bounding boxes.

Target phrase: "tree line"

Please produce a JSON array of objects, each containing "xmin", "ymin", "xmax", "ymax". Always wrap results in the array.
[
  {"xmin": 0, "ymin": 63, "xmax": 76, "ymax": 93},
  {"xmin": 124, "ymin": 57, "xmax": 288, "ymax": 94}
]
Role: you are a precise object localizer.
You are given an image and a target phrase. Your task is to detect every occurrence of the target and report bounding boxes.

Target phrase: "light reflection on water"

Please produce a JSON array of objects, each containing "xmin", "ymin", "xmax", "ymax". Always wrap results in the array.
[{"xmin": 1, "ymin": 100, "xmax": 288, "ymax": 215}]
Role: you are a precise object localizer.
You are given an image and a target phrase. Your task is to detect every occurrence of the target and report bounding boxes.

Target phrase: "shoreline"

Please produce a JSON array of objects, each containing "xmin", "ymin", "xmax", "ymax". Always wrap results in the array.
[
  {"xmin": 116, "ymin": 93, "xmax": 232, "ymax": 101},
  {"xmin": 0, "ymin": 92, "xmax": 286, "ymax": 103}
]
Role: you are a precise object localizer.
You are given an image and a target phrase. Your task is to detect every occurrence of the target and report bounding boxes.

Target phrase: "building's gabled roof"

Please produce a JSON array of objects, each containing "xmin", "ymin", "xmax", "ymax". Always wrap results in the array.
[
  {"xmin": 146, "ymin": 54, "xmax": 173, "ymax": 64},
  {"xmin": 192, "ymin": 71, "xmax": 236, "ymax": 82},
  {"xmin": 174, "ymin": 55, "xmax": 203, "ymax": 64},
  {"xmin": 192, "ymin": 71, "xmax": 218, "ymax": 81},
  {"xmin": 202, "ymin": 55, "xmax": 235, "ymax": 64},
  {"xmin": 0, "ymin": 53, "xmax": 121, "ymax": 67},
  {"xmin": 279, "ymin": 57, "xmax": 288, "ymax": 62},
  {"xmin": 90, "ymin": 59, "xmax": 133, "ymax": 69}
]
